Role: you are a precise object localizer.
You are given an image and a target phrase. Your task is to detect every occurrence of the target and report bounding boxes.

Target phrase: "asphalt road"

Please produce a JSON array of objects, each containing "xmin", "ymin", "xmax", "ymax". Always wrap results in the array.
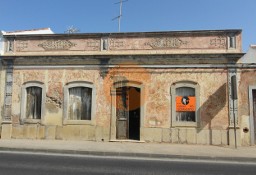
[{"xmin": 0, "ymin": 151, "xmax": 255, "ymax": 175}]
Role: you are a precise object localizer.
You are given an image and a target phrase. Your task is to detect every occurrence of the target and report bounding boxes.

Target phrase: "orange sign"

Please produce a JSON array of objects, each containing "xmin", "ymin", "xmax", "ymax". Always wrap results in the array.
[{"xmin": 176, "ymin": 96, "xmax": 196, "ymax": 112}]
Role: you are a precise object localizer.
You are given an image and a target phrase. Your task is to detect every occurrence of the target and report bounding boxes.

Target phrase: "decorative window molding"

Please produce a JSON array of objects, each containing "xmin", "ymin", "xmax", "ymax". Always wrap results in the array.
[
  {"xmin": 20, "ymin": 81, "xmax": 46, "ymax": 124},
  {"xmin": 63, "ymin": 81, "xmax": 96, "ymax": 125},
  {"xmin": 171, "ymin": 81, "xmax": 200, "ymax": 127}
]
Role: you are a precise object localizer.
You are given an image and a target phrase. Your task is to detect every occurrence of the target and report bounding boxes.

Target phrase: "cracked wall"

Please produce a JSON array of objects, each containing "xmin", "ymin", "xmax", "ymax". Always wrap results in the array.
[{"xmin": 9, "ymin": 62, "xmax": 230, "ymax": 144}]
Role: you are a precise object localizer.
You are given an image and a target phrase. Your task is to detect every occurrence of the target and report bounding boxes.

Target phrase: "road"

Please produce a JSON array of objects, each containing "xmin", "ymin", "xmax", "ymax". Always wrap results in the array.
[{"xmin": 0, "ymin": 151, "xmax": 255, "ymax": 175}]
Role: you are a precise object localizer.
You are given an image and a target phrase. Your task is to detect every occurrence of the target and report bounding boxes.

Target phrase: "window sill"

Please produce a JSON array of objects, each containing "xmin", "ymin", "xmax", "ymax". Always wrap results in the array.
[
  {"xmin": 23, "ymin": 119, "xmax": 41, "ymax": 124},
  {"xmin": 63, "ymin": 120, "xmax": 94, "ymax": 125},
  {"xmin": 172, "ymin": 121, "xmax": 198, "ymax": 127}
]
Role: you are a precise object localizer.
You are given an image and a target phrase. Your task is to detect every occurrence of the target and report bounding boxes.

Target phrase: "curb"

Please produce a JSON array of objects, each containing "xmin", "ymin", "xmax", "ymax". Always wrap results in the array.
[{"xmin": 1, "ymin": 147, "xmax": 256, "ymax": 163}]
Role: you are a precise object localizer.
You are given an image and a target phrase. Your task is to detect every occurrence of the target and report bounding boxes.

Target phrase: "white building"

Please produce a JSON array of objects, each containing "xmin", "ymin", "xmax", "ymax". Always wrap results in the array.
[{"xmin": 0, "ymin": 28, "xmax": 54, "ymax": 55}]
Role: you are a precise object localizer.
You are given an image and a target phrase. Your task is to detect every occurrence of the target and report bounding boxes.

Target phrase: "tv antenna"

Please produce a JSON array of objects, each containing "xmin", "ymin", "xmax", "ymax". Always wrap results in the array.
[
  {"xmin": 65, "ymin": 26, "xmax": 80, "ymax": 34},
  {"xmin": 112, "ymin": 0, "xmax": 128, "ymax": 32}
]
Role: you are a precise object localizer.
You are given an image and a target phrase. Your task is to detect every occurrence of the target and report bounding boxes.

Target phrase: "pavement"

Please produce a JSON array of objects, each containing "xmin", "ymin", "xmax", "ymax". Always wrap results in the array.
[{"xmin": 0, "ymin": 139, "xmax": 256, "ymax": 162}]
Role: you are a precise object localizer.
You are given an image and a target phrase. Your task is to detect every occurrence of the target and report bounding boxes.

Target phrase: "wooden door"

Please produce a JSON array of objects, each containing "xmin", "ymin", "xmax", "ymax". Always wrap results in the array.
[{"xmin": 116, "ymin": 87, "xmax": 129, "ymax": 139}]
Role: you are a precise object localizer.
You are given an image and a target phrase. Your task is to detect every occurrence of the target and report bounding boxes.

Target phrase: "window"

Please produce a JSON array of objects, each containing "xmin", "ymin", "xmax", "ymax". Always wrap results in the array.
[
  {"xmin": 176, "ymin": 87, "xmax": 195, "ymax": 122},
  {"xmin": 63, "ymin": 82, "xmax": 95, "ymax": 124},
  {"xmin": 171, "ymin": 81, "xmax": 200, "ymax": 127},
  {"xmin": 26, "ymin": 87, "xmax": 42, "ymax": 119},
  {"xmin": 68, "ymin": 87, "xmax": 92, "ymax": 120},
  {"xmin": 21, "ymin": 82, "xmax": 45, "ymax": 123}
]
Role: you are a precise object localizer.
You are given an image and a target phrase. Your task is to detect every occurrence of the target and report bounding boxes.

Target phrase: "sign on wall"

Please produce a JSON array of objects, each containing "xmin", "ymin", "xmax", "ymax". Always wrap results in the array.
[{"xmin": 176, "ymin": 96, "xmax": 196, "ymax": 112}]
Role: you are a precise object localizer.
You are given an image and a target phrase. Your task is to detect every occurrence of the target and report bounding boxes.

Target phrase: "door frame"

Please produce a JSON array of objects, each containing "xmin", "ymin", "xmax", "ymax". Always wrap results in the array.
[
  {"xmin": 249, "ymin": 86, "xmax": 256, "ymax": 145},
  {"xmin": 110, "ymin": 80, "xmax": 145, "ymax": 141}
]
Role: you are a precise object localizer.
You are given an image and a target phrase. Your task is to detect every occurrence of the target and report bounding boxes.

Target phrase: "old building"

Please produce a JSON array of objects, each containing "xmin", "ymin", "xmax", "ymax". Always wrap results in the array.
[
  {"xmin": 1, "ymin": 29, "xmax": 254, "ymax": 146},
  {"xmin": 237, "ymin": 45, "xmax": 256, "ymax": 146}
]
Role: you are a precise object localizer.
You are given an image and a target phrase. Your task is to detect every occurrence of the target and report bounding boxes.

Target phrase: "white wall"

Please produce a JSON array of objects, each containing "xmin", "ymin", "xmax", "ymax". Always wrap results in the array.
[
  {"xmin": 239, "ymin": 45, "xmax": 256, "ymax": 64},
  {"xmin": 3, "ymin": 28, "xmax": 54, "ymax": 35},
  {"xmin": 0, "ymin": 31, "xmax": 5, "ymax": 55},
  {"xmin": 0, "ymin": 28, "xmax": 54, "ymax": 55}
]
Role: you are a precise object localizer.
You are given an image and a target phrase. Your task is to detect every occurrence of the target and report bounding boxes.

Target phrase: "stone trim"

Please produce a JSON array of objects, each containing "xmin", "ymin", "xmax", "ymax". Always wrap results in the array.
[
  {"xmin": 63, "ymin": 81, "xmax": 96, "ymax": 125},
  {"xmin": 228, "ymin": 69, "xmax": 238, "ymax": 127},
  {"xmin": 3, "ymin": 60, "xmax": 13, "ymax": 122},
  {"xmin": 2, "ymin": 29, "xmax": 242, "ymax": 56},
  {"xmin": 101, "ymin": 37, "xmax": 109, "ymax": 51},
  {"xmin": 20, "ymin": 81, "xmax": 46, "ymax": 124},
  {"xmin": 171, "ymin": 81, "xmax": 200, "ymax": 127},
  {"xmin": 6, "ymin": 38, "xmax": 14, "ymax": 52},
  {"xmin": 227, "ymin": 35, "xmax": 236, "ymax": 50}
]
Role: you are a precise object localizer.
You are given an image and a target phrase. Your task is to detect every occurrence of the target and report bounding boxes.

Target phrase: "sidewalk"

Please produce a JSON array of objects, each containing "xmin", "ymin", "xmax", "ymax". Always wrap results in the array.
[{"xmin": 0, "ymin": 139, "xmax": 256, "ymax": 162}]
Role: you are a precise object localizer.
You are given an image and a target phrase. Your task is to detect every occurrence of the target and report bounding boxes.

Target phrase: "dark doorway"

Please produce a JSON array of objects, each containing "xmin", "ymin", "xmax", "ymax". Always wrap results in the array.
[
  {"xmin": 253, "ymin": 90, "xmax": 256, "ymax": 144},
  {"xmin": 116, "ymin": 86, "xmax": 140, "ymax": 140}
]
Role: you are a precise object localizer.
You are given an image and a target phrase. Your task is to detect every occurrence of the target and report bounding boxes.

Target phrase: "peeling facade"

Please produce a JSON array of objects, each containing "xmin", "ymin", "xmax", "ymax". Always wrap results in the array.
[
  {"xmin": 1, "ymin": 29, "xmax": 255, "ymax": 146},
  {"xmin": 237, "ymin": 45, "xmax": 256, "ymax": 146}
]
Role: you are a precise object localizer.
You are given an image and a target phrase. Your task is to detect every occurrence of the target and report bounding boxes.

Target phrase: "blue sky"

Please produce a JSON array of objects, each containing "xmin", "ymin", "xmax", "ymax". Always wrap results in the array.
[{"xmin": 0, "ymin": 0, "xmax": 255, "ymax": 51}]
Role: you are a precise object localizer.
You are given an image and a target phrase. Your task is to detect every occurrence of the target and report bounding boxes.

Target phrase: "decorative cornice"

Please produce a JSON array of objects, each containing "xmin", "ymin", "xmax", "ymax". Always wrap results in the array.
[
  {"xmin": 17, "ymin": 41, "xmax": 28, "ymax": 51},
  {"xmin": 38, "ymin": 40, "xmax": 76, "ymax": 50},
  {"xmin": 146, "ymin": 37, "xmax": 188, "ymax": 49},
  {"xmin": 210, "ymin": 36, "xmax": 226, "ymax": 48}
]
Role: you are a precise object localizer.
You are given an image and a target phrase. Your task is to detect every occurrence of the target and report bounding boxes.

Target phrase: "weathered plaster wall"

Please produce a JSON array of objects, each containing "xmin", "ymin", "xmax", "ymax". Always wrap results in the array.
[
  {"xmin": 145, "ymin": 69, "xmax": 228, "ymax": 130},
  {"xmin": 238, "ymin": 69, "xmax": 256, "ymax": 145},
  {"xmin": 0, "ymin": 29, "xmax": 244, "ymax": 145},
  {"xmin": 238, "ymin": 70, "xmax": 256, "ymax": 116},
  {"xmin": 11, "ymin": 68, "xmax": 111, "ymax": 141},
  {"xmin": 12, "ymin": 69, "xmax": 104, "ymax": 125},
  {"xmin": 141, "ymin": 68, "xmax": 229, "ymax": 145},
  {"xmin": 4, "ymin": 30, "xmax": 242, "ymax": 57},
  {"xmin": 9, "ymin": 65, "xmax": 229, "ymax": 145}
]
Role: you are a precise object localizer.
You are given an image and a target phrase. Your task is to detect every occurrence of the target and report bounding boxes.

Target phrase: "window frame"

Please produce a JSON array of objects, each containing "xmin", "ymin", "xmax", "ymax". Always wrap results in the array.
[
  {"xmin": 20, "ymin": 81, "xmax": 46, "ymax": 124},
  {"xmin": 63, "ymin": 81, "xmax": 96, "ymax": 125},
  {"xmin": 171, "ymin": 81, "xmax": 200, "ymax": 127}
]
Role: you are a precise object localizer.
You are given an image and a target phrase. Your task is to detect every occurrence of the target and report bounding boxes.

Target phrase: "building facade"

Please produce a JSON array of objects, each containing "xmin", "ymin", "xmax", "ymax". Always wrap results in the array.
[
  {"xmin": 237, "ymin": 45, "xmax": 256, "ymax": 146},
  {"xmin": 1, "ymin": 29, "xmax": 254, "ymax": 146}
]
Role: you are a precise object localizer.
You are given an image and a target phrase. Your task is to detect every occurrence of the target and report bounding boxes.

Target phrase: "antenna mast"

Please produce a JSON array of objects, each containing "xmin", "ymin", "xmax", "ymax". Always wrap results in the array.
[
  {"xmin": 113, "ymin": 0, "xmax": 128, "ymax": 32},
  {"xmin": 65, "ymin": 26, "xmax": 79, "ymax": 34}
]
